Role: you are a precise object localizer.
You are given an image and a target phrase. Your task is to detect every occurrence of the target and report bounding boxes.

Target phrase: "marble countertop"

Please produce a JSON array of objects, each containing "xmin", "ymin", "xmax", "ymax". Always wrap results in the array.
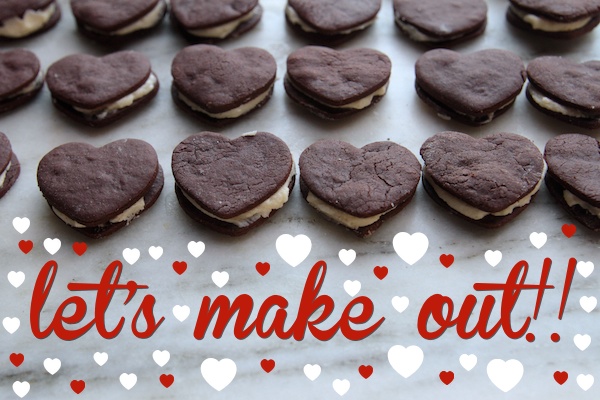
[{"xmin": 1, "ymin": 0, "xmax": 599, "ymax": 399}]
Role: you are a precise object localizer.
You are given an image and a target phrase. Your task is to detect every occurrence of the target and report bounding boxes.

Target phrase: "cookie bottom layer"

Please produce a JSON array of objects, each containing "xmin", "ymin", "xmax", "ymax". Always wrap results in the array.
[
  {"xmin": 545, "ymin": 174, "xmax": 600, "ymax": 231},
  {"xmin": 506, "ymin": 7, "xmax": 600, "ymax": 39},
  {"xmin": 394, "ymin": 18, "xmax": 486, "ymax": 45},
  {"xmin": 0, "ymin": 84, "xmax": 43, "ymax": 114},
  {"xmin": 284, "ymin": 12, "xmax": 371, "ymax": 46},
  {"xmin": 0, "ymin": 152, "xmax": 20, "ymax": 199},
  {"xmin": 525, "ymin": 86, "xmax": 600, "ymax": 129}
]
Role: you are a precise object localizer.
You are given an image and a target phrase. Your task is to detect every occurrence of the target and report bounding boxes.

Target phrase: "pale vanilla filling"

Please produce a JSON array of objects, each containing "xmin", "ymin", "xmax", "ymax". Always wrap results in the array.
[
  {"xmin": 528, "ymin": 85, "xmax": 591, "ymax": 119},
  {"xmin": 395, "ymin": 19, "xmax": 466, "ymax": 42},
  {"xmin": 3, "ymin": 70, "xmax": 44, "ymax": 100},
  {"xmin": 292, "ymin": 79, "xmax": 388, "ymax": 110},
  {"xmin": 0, "ymin": 162, "xmax": 12, "ymax": 188},
  {"xmin": 85, "ymin": 0, "xmax": 166, "ymax": 35},
  {"xmin": 0, "ymin": 3, "xmax": 56, "ymax": 38},
  {"xmin": 187, "ymin": 6, "xmax": 258, "ymax": 38},
  {"xmin": 52, "ymin": 197, "xmax": 146, "ymax": 228},
  {"xmin": 564, "ymin": 190, "xmax": 600, "ymax": 217},
  {"xmin": 73, "ymin": 73, "xmax": 157, "ymax": 119},
  {"xmin": 511, "ymin": 6, "xmax": 592, "ymax": 32},
  {"xmin": 181, "ymin": 166, "xmax": 295, "ymax": 228},
  {"xmin": 286, "ymin": 5, "xmax": 376, "ymax": 34},
  {"xmin": 178, "ymin": 83, "xmax": 273, "ymax": 119}
]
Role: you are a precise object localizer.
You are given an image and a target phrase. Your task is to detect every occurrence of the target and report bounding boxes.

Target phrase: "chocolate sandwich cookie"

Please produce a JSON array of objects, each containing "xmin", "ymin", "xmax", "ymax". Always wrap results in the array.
[
  {"xmin": 284, "ymin": 46, "xmax": 391, "ymax": 120},
  {"xmin": 393, "ymin": 0, "xmax": 487, "ymax": 45},
  {"xmin": 507, "ymin": 0, "xmax": 600, "ymax": 39},
  {"xmin": 300, "ymin": 140, "xmax": 421, "ymax": 237},
  {"xmin": 37, "ymin": 139, "xmax": 163, "ymax": 238},
  {"xmin": 0, "ymin": 132, "xmax": 20, "ymax": 199},
  {"xmin": 0, "ymin": 49, "xmax": 44, "ymax": 114},
  {"xmin": 71, "ymin": 0, "xmax": 167, "ymax": 41},
  {"xmin": 171, "ymin": 0, "xmax": 262, "ymax": 42},
  {"xmin": 526, "ymin": 56, "xmax": 600, "ymax": 129},
  {"xmin": 415, "ymin": 49, "xmax": 526, "ymax": 125},
  {"xmin": 0, "ymin": 0, "xmax": 61, "ymax": 39},
  {"xmin": 545, "ymin": 134, "xmax": 600, "ymax": 230},
  {"xmin": 46, "ymin": 50, "xmax": 159, "ymax": 127},
  {"xmin": 420, "ymin": 132, "xmax": 545, "ymax": 228},
  {"xmin": 171, "ymin": 45, "xmax": 276, "ymax": 123},
  {"xmin": 172, "ymin": 131, "xmax": 295, "ymax": 236},
  {"xmin": 285, "ymin": 0, "xmax": 381, "ymax": 45}
]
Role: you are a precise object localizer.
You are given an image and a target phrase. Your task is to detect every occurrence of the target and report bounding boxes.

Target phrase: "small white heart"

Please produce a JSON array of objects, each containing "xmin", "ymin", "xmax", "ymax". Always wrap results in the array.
[
  {"xmin": 3, "ymin": 317, "xmax": 20, "ymax": 334},
  {"xmin": 459, "ymin": 354, "xmax": 477, "ymax": 371},
  {"xmin": 152, "ymin": 350, "xmax": 170, "ymax": 367},
  {"xmin": 122, "ymin": 248, "xmax": 140, "ymax": 265},
  {"xmin": 580, "ymin": 296, "xmax": 597, "ymax": 313},
  {"xmin": 574, "ymin": 334, "xmax": 591, "ymax": 351},
  {"xmin": 276, "ymin": 234, "xmax": 312, "ymax": 267},
  {"xmin": 173, "ymin": 305, "xmax": 190, "ymax": 322},
  {"xmin": 212, "ymin": 271, "xmax": 229, "ymax": 288},
  {"xmin": 12, "ymin": 217, "xmax": 30, "ymax": 234},
  {"xmin": 148, "ymin": 246, "xmax": 163, "ymax": 260},
  {"xmin": 484, "ymin": 250, "xmax": 502, "ymax": 267},
  {"xmin": 43, "ymin": 238, "xmax": 61, "ymax": 255},
  {"xmin": 332, "ymin": 379, "xmax": 350, "ymax": 396},
  {"xmin": 7, "ymin": 271, "xmax": 25, "ymax": 288},
  {"xmin": 304, "ymin": 364, "xmax": 321, "ymax": 381},
  {"xmin": 343, "ymin": 280, "xmax": 361, "ymax": 297},
  {"xmin": 338, "ymin": 249, "xmax": 356, "ymax": 266},
  {"xmin": 529, "ymin": 232, "xmax": 547, "ymax": 249},
  {"xmin": 12, "ymin": 381, "xmax": 30, "ymax": 398},
  {"xmin": 43, "ymin": 358, "xmax": 61, "ymax": 375},
  {"xmin": 201, "ymin": 358, "xmax": 237, "ymax": 391},
  {"xmin": 119, "ymin": 373, "xmax": 137, "ymax": 390},
  {"xmin": 188, "ymin": 241, "xmax": 206, "ymax": 258},
  {"xmin": 577, "ymin": 374, "xmax": 594, "ymax": 391},
  {"xmin": 577, "ymin": 261, "xmax": 594, "ymax": 278},
  {"xmin": 391, "ymin": 296, "xmax": 409, "ymax": 313},
  {"xmin": 93, "ymin": 352, "xmax": 108, "ymax": 366}
]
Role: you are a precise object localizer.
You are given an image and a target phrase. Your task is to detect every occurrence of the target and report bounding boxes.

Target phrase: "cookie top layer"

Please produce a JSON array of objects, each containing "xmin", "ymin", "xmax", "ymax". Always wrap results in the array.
[
  {"xmin": 71, "ymin": 0, "xmax": 160, "ymax": 31},
  {"xmin": 0, "ymin": 0, "xmax": 54, "ymax": 21},
  {"xmin": 0, "ymin": 131, "xmax": 13, "ymax": 172},
  {"xmin": 0, "ymin": 49, "xmax": 40, "ymax": 98},
  {"xmin": 171, "ymin": 0, "xmax": 258, "ymax": 29},
  {"xmin": 509, "ymin": 0, "xmax": 600, "ymax": 21},
  {"xmin": 288, "ymin": 0, "xmax": 381, "ymax": 33}
]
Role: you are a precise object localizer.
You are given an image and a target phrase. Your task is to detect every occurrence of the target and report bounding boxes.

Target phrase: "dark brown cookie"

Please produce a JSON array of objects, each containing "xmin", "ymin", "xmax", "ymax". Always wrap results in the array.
[
  {"xmin": 0, "ymin": 49, "xmax": 43, "ymax": 114},
  {"xmin": 507, "ymin": 0, "xmax": 600, "ymax": 39},
  {"xmin": 299, "ymin": 140, "xmax": 421, "ymax": 237},
  {"xmin": 393, "ymin": 0, "xmax": 487, "ymax": 45},
  {"xmin": 46, "ymin": 50, "xmax": 159, "ymax": 127},
  {"xmin": 171, "ymin": 0, "xmax": 262, "ymax": 42},
  {"xmin": 0, "ymin": 132, "xmax": 20, "ymax": 199},
  {"xmin": 172, "ymin": 131, "xmax": 295, "ymax": 236},
  {"xmin": 420, "ymin": 131, "xmax": 545, "ymax": 228},
  {"xmin": 0, "ymin": 0, "xmax": 61, "ymax": 39},
  {"xmin": 285, "ymin": 46, "xmax": 391, "ymax": 120},
  {"xmin": 415, "ymin": 49, "xmax": 526, "ymax": 125},
  {"xmin": 37, "ymin": 139, "xmax": 164, "ymax": 238},
  {"xmin": 544, "ymin": 134, "xmax": 600, "ymax": 230},
  {"xmin": 526, "ymin": 56, "xmax": 600, "ymax": 129},
  {"xmin": 171, "ymin": 45, "xmax": 276, "ymax": 123},
  {"xmin": 286, "ymin": 0, "xmax": 381, "ymax": 45}
]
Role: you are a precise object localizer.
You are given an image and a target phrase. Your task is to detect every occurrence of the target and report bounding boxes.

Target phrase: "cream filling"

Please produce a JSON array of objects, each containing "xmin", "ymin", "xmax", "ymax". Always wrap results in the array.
[
  {"xmin": 511, "ymin": 7, "xmax": 592, "ymax": 32},
  {"xmin": 52, "ymin": 197, "xmax": 146, "ymax": 229},
  {"xmin": 3, "ymin": 70, "xmax": 44, "ymax": 100},
  {"xmin": 178, "ymin": 83, "xmax": 273, "ymax": 119},
  {"xmin": 0, "ymin": 162, "xmax": 12, "ymax": 188},
  {"xmin": 0, "ymin": 3, "xmax": 56, "ymax": 38},
  {"xmin": 286, "ymin": 5, "xmax": 376, "ymax": 34},
  {"xmin": 73, "ymin": 73, "xmax": 157, "ymax": 119},
  {"xmin": 436, "ymin": 96, "xmax": 516, "ymax": 124},
  {"xmin": 425, "ymin": 171, "xmax": 543, "ymax": 220},
  {"xmin": 564, "ymin": 190, "xmax": 600, "ymax": 217},
  {"xmin": 187, "ymin": 6, "xmax": 258, "ymax": 38},
  {"xmin": 181, "ymin": 166, "xmax": 295, "ymax": 228},
  {"xmin": 293, "ymin": 80, "xmax": 388, "ymax": 110},
  {"xmin": 528, "ymin": 85, "xmax": 590, "ymax": 119},
  {"xmin": 86, "ymin": 0, "xmax": 166, "ymax": 35},
  {"xmin": 395, "ymin": 19, "xmax": 467, "ymax": 42}
]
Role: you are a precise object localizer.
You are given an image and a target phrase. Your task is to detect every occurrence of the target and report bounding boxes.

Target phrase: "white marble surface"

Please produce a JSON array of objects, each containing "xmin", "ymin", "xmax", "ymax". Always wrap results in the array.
[{"xmin": 1, "ymin": 0, "xmax": 599, "ymax": 399}]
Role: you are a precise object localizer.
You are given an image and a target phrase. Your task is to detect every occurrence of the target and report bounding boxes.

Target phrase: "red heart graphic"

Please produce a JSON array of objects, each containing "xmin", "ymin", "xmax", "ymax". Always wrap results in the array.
[
  {"xmin": 358, "ymin": 365, "xmax": 373, "ymax": 379},
  {"xmin": 72, "ymin": 242, "xmax": 87, "ymax": 256},
  {"xmin": 70, "ymin": 380, "xmax": 85, "ymax": 394},
  {"xmin": 373, "ymin": 266, "xmax": 388, "ymax": 280},
  {"xmin": 439, "ymin": 254, "xmax": 454, "ymax": 268},
  {"xmin": 554, "ymin": 371, "xmax": 568, "ymax": 385},
  {"xmin": 562, "ymin": 224, "xmax": 576, "ymax": 238},
  {"xmin": 172, "ymin": 261, "xmax": 187, "ymax": 275},
  {"xmin": 9, "ymin": 353, "xmax": 24, "ymax": 367},
  {"xmin": 439, "ymin": 370, "xmax": 454, "ymax": 385},
  {"xmin": 261, "ymin": 359, "xmax": 275, "ymax": 373},
  {"xmin": 18, "ymin": 240, "xmax": 33, "ymax": 254},
  {"xmin": 256, "ymin": 262, "xmax": 270, "ymax": 276},
  {"xmin": 160, "ymin": 374, "xmax": 174, "ymax": 388}
]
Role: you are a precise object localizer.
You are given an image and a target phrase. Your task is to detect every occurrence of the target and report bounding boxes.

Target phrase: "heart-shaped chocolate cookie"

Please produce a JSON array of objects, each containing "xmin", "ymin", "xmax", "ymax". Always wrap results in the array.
[
  {"xmin": 46, "ymin": 50, "xmax": 159, "ymax": 127},
  {"xmin": 171, "ymin": 45, "xmax": 276, "ymax": 122},
  {"xmin": 0, "ymin": 131, "xmax": 20, "ymax": 199},
  {"xmin": 526, "ymin": 56, "xmax": 600, "ymax": 129},
  {"xmin": 172, "ymin": 131, "xmax": 295, "ymax": 236},
  {"xmin": 285, "ymin": 46, "xmax": 391, "ymax": 119},
  {"xmin": 0, "ymin": 0, "xmax": 61, "ymax": 39},
  {"xmin": 420, "ymin": 131, "xmax": 545, "ymax": 228},
  {"xmin": 300, "ymin": 140, "xmax": 421, "ymax": 237},
  {"xmin": 415, "ymin": 49, "xmax": 526, "ymax": 125},
  {"xmin": 0, "ymin": 49, "xmax": 43, "ymax": 113},
  {"xmin": 545, "ymin": 134, "xmax": 600, "ymax": 230},
  {"xmin": 37, "ymin": 139, "xmax": 164, "ymax": 238}
]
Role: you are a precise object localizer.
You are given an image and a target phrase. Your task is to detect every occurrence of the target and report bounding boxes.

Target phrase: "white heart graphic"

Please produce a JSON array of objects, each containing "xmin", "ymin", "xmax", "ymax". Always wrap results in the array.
[
  {"xmin": 338, "ymin": 249, "xmax": 356, "ymax": 266},
  {"xmin": 8, "ymin": 271, "xmax": 25, "ymax": 288},
  {"xmin": 153, "ymin": 350, "xmax": 170, "ymax": 367},
  {"xmin": 391, "ymin": 296, "xmax": 409, "ymax": 313},
  {"xmin": 388, "ymin": 345, "xmax": 424, "ymax": 378},
  {"xmin": 577, "ymin": 261, "xmax": 594, "ymax": 278},
  {"xmin": 393, "ymin": 232, "xmax": 429, "ymax": 265},
  {"xmin": 201, "ymin": 358, "xmax": 237, "ymax": 391},
  {"xmin": 580, "ymin": 296, "xmax": 597, "ymax": 313},
  {"xmin": 487, "ymin": 359, "xmax": 523, "ymax": 392},
  {"xmin": 459, "ymin": 354, "xmax": 477, "ymax": 371},
  {"xmin": 529, "ymin": 232, "xmax": 547, "ymax": 249},
  {"xmin": 484, "ymin": 250, "xmax": 502, "ymax": 267},
  {"xmin": 12, "ymin": 217, "xmax": 30, "ymax": 234},
  {"xmin": 276, "ymin": 234, "xmax": 312, "ymax": 267},
  {"xmin": 173, "ymin": 305, "xmax": 190, "ymax": 322},
  {"xmin": 188, "ymin": 241, "xmax": 206, "ymax": 258},
  {"xmin": 3, "ymin": 317, "xmax": 20, "ymax": 334},
  {"xmin": 94, "ymin": 352, "xmax": 108, "ymax": 366},
  {"xmin": 304, "ymin": 364, "xmax": 321, "ymax": 381},
  {"xmin": 43, "ymin": 358, "xmax": 61, "ymax": 375},
  {"xmin": 43, "ymin": 238, "xmax": 61, "ymax": 255},
  {"xmin": 119, "ymin": 373, "xmax": 137, "ymax": 390},
  {"xmin": 577, "ymin": 374, "xmax": 594, "ymax": 391},
  {"xmin": 332, "ymin": 379, "xmax": 350, "ymax": 396},
  {"xmin": 574, "ymin": 334, "xmax": 591, "ymax": 351},
  {"xmin": 123, "ymin": 248, "xmax": 140, "ymax": 265},
  {"xmin": 148, "ymin": 246, "xmax": 163, "ymax": 260},
  {"xmin": 13, "ymin": 381, "xmax": 30, "ymax": 398},
  {"xmin": 343, "ymin": 280, "xmax": 361, "ymax": 297},
  {"xmin": 212, "ymin": 271, "xmax": 229, "ymax": 288}
]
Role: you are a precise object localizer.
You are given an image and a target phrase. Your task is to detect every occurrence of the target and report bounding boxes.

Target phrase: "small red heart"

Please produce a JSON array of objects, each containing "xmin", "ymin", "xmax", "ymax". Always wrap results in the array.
[
  {"xmin": 18, "ymin": 240, "xmax": 33, "ymax": 254},
  {"xmin": 72, "ymin": 242, "xmax": 87, "ymax": 256},
  {"xmin": 373, "ymin": 266, "xmax": 388, "ymax": 280},
  {"xmin": 9, "ymin": 353, "xmax": 24, "ymax": 367},
  {"xmin": 358, "ymin": 365, "xmax": 373, "ymax": 379},
  {"xmin": 70, "ymin": 380, "xmax": 85, "ymax": 394},
  {"xmin": 160, "ymin": 374, "xmax": 174, "ymax": 388},
  {"xmin": 439, "ymin": 370, "xmax": 454, "ymax": 385},
  {"xmin": 261, "ymin": 359, "xmax": 275, "ymax": 373},
  {"xmin": 554, "ymin": 371, "xmax": 568, "ymax": 385},
  {"xmin": 439, "ymin": 254, "xmax": 454, "ymax": 268},
  {"xmin": 562, "ymin": 224, "xmax": 576, "ymax": 238},
  {"xmin": 172, "ymin": 261, "xmax": 187, "ymax": 275},
  {"xmin": 256, "ymin": 262, "xmax": 270, "ymax": 276}
]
